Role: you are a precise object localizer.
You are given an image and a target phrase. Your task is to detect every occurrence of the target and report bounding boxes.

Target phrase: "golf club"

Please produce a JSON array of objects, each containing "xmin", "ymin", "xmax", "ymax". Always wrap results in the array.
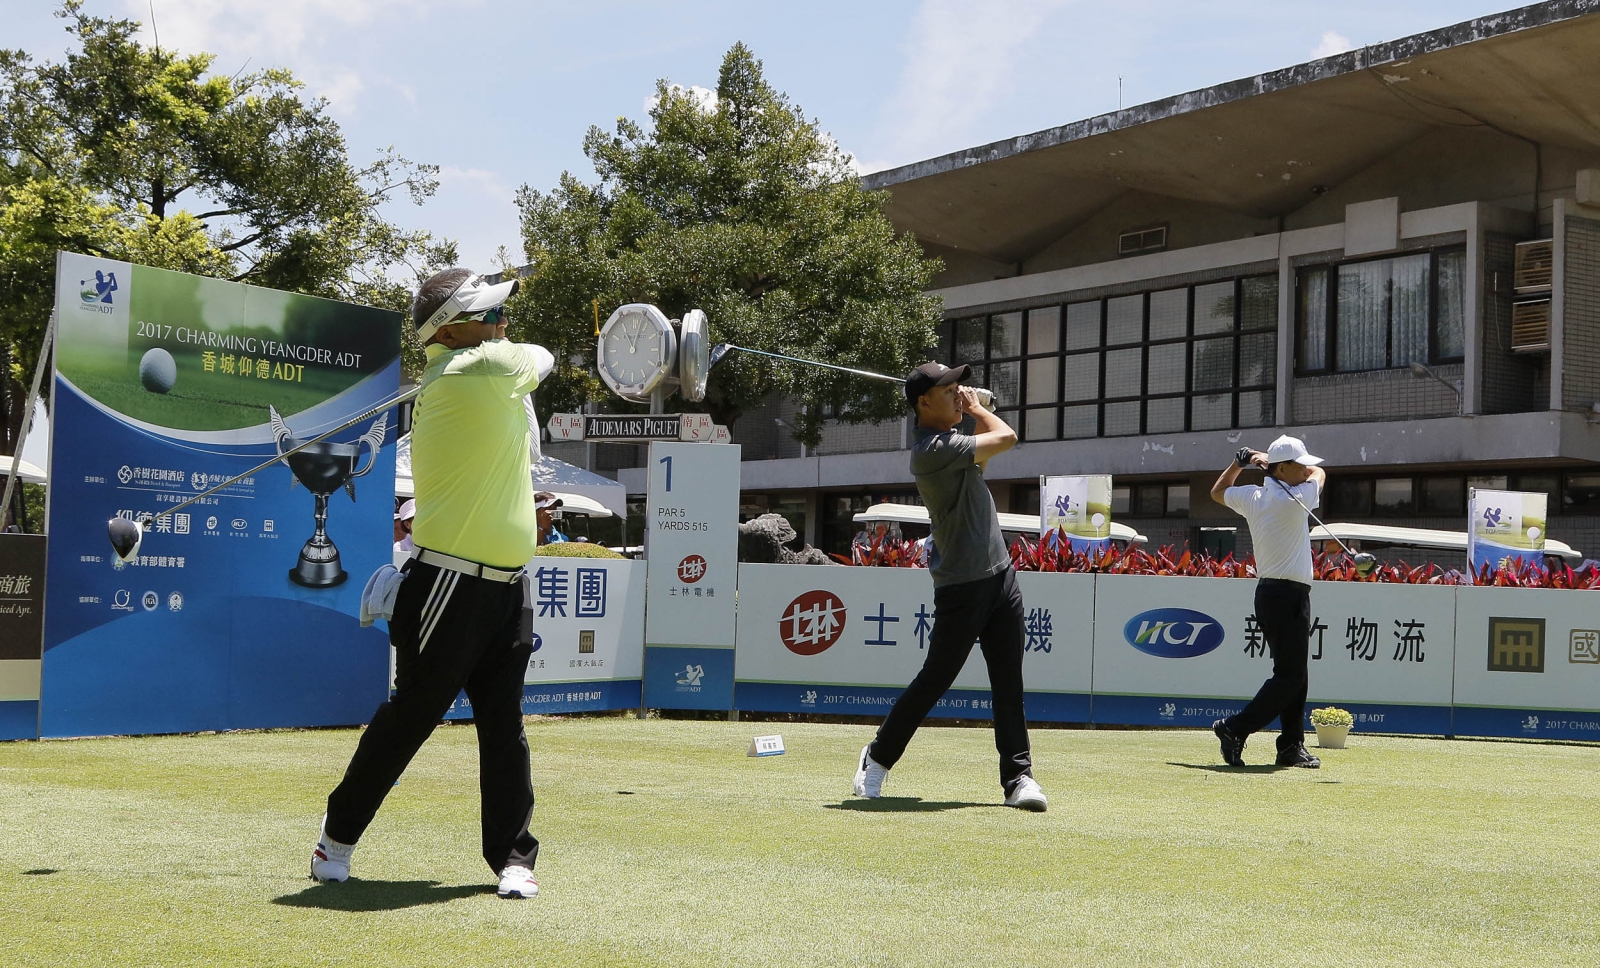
[
  {"xmin": 707, "ymin": 343, "xmax": 994, "ymax": 408},
  {"xmin": 1241, "ymin": 447, "xmax": 1378, "ymax": 576},
  {"xmin": 107, "ymin": 385, "xmax": 422, "ymax": 562}
]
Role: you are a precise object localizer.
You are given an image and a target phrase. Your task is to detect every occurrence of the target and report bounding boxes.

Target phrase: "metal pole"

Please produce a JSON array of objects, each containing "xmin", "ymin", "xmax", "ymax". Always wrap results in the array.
[{"xmin": 1, "ymin": 311, "xmax": 55, "ymax": 530}]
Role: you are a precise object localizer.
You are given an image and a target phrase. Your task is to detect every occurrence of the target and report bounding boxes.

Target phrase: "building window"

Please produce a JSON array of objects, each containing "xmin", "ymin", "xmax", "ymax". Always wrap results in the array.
[
  {"xmin": 1296, "ymin": 247, "xmax": 1465, "ymax": 374},
  {"xmin": 1564, "ymin": 474, "xmax": 1600, "ymax": 514},
  {"xmin": 942, "ymin": 273, "xmax": 1277, "ymax": 441}
]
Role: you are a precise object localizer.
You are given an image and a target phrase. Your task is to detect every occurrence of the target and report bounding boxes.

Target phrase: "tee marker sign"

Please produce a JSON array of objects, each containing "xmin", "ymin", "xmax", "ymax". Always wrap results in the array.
[{"xmin": 747, "ymin": 734, "xmax": 785, "ymax": 757}]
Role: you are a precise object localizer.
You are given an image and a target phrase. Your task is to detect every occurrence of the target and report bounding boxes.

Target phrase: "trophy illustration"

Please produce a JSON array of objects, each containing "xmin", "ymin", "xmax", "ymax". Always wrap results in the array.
[{"xmin": 270, "ymin": 405, "xmax": 387, "ymax": 588}]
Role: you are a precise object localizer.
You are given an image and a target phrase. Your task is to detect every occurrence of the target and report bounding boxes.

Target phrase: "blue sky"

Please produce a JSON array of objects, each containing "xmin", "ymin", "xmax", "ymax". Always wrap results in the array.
[{"xmin": 4, "ymin": 1, "xmax": 1516, "ymax": 275}]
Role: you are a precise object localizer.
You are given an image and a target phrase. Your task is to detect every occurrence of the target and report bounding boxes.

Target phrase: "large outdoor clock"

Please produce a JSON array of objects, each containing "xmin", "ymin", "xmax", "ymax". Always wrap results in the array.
[
  {"xmin": 598, "ymin": 303, "xmax": 678, "ymax": 402},
  {"xmin": 678, "ymin": 309, "xmax": 709, "ymax": 402}
]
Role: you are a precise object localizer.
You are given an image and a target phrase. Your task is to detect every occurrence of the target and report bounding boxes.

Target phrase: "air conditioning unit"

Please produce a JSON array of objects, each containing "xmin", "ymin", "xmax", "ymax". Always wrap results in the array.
[
  {"xmin": 1118, "ymin": 225, "xmax": 1168, "ymax": 257},
  {"xmin": 1514, "ymin": 239, "xmax": 1553, "ymax": 293},
  {"xmin": 1511, "ymin": 298, "xmax": 1551, "ymax": 353}
]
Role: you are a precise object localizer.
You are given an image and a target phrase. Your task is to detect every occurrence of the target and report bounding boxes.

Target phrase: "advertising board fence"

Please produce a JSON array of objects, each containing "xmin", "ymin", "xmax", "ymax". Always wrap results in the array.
[
  {"xmin": 733, "ymin": 565, "xmax": 1093, "ymax": 723},
  {"xmin": 0, "ymin": 534, "xmax": 46, "ymax": 740},
  {"xmin": 1091, "ymin": 575, "xmax": 1457, "ymax": 734}
]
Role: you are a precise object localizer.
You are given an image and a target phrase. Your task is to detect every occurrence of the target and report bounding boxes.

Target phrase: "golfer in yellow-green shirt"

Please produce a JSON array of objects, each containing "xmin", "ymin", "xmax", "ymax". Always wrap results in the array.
[{"xmin": 311, "ymin": 268, "xmax": 552, "ymax": 900}]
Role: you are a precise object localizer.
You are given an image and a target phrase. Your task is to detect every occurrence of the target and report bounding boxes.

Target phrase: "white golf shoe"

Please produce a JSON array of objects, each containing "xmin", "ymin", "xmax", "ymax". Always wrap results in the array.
[
  {"xmin": 1004, "ymin": 775, "xmax": 1048, "ymax": 812},
  {"xmin": 852, "ymin": 744, "xmax": 888, "ymax": 798},
  {"xmin": 310, "ymin": 817, "xmax": 355, "ymax": 882},
  {"xmin": 497, "ymin": 865, "xmax": 539, "ymax": 899}
]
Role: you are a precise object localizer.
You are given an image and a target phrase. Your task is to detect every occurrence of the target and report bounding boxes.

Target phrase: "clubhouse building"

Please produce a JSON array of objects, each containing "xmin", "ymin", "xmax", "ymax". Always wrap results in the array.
[{"xmin": 603, "ymin": 1, "xmax": 1600, "ymax": 563}]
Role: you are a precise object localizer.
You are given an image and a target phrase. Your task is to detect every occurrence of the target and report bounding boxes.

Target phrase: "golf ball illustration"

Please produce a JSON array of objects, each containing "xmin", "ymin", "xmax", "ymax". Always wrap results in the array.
[
  {"xmin": 1091, "ymin": 512, "xmax": 1106, "ymax": 529},
  {"xmin": 139, "ymin": 348, "xmax": 176, "ymax": 394},
  {"xmin": 1527, "ymin": 526, "xmax": 1542, "ymax": 543}
]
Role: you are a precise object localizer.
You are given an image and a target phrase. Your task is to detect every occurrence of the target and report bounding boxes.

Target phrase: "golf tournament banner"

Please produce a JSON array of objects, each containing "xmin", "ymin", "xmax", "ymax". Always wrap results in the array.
[
  {"xmin": 1451, "ymin": 587, "xmax": 1600, "ymax": 740},
  {"xmin": 439, "ymin": 558, "xmax": 646, "ymax": 719},
  {"xmin": 642, "ymin": 441, "xmax": 741, "ymax": 710},
  {"xmin": 1466, "ymin": 488, "xmax": 1546, "ymax": 578},
  {"xmin": 733, "ymin": 565, "xmax": 1093, "ymax": 722},
  {"xmin": 42, "ymin": 251, "xmax": 401, "ymax": 737},
  {"xmin": 0, "ymin": 534, "xmax": 47, "ymax": 740},
  {"xmin": 1091, "ymin": 575, "xmax": 1457, "ymax": 734},
  {"xmin": 1040, "ymin": 474, "xmax": 1113, "ymax": 552}
]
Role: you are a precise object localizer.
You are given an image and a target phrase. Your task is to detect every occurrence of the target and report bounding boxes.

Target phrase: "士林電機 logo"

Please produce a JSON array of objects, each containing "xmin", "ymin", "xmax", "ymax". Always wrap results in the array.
[
  {"xmin": 1123, "ymin": 608, "xmax": 1224, "ymax": 658},
  {"xmin": 779, "ymin": 590, "xmax": 846, "ymax": 656}
]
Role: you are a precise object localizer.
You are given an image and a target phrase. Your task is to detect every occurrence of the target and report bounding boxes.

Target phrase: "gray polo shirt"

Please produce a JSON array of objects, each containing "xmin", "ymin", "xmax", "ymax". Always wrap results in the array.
[{"xmin": 911, "ymin": 425, "xmax": 1011, "ymax": 587}]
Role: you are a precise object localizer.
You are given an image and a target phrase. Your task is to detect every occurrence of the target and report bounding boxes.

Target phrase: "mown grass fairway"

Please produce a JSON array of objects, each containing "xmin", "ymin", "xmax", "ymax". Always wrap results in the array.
[{"xmin": 1, "ymin": 719, "xmax": 1596, "ymax": 967}]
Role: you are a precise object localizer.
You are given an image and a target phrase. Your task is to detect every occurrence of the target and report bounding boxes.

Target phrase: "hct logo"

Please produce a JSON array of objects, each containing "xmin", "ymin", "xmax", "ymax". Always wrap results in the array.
[
  {"xmin": 1124, "ymin": 608, "xmax": 1225, "ymax": 658},
  {"xmin": 677, "ymin": 554, "xmax": 707, "ymax": 583},
  {"xmin": 779, "ymin": 590, "xmax": 847, "ymax": 656}
]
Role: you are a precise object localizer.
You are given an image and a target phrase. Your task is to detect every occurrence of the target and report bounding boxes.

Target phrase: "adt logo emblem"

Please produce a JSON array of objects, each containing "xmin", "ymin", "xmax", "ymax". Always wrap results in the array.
[
  {"xmin": 677, "ymin": 664, "xmax": 704, "ymax": 688},
  {"xmin": 779, "ymin": 590, "xmax": 847, "ymax": 656},
  {"xmin": 1157, "ymin": 702, "xmax": 1176, "ymax": 721},
  {"xmin": 79, "ymin": 269, "xmax": 117, "ymax": 309},
  {"xmin": 1124, "ymin": 608, "xmax": 1224, "ymax": 658}
]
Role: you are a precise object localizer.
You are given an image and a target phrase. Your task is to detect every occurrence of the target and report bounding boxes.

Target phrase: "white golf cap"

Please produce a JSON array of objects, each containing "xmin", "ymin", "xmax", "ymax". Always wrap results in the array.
[
  {"xmin": 415, "ymin": 272, "xmax": 519, "ymax": 343},
  {"xmin": 394, "ymin": 499, "xmax": 416, "ymax": 521},
  {"xmin": 1266, "ymin": 434, "xmax": 1323, "ymax": 466}
]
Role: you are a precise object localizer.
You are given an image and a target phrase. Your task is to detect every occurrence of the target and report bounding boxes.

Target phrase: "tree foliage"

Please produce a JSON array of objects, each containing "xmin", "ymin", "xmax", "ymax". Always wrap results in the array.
[
  {"xmin": 0, "ymin": 0, "xmax": 452, "ymax": 415},
  {"xmin": 512, "ymin": 43, "xmax": 942, "ymax": 444}
]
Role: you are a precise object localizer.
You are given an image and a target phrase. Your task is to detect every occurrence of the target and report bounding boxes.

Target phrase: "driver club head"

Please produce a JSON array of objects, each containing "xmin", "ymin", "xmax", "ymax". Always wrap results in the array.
[
  {"xmin": 108, "ymin": 515, "xmax": 144, "ymax": 563},
  {"xmin": 708, "ymin": 343, "xmax": 734, "ymax": 371},
  {"xmin": 1352, "ymin": 552, "xmax": 1379, "ymax": 576}
]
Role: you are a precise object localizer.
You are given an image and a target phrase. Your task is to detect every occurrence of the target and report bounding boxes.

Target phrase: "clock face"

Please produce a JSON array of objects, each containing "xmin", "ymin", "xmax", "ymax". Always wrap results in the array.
[{"xmin": 597, "ymin": 304, "xmax": 677, "ymax": 399}]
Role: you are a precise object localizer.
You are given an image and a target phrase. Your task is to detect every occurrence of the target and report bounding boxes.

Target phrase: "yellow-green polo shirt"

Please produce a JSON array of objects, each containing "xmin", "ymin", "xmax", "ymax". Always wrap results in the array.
[{"xmin": 410, "ymin": 340, "xmax": 542, "ymax": 569}]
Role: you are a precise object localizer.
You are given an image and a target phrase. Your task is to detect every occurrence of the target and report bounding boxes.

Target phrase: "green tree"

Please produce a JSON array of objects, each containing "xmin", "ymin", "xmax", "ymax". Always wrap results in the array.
[
  {"xmin": 0, "ymin": 0, "xmax": 451, "ymax": 457},
  {"xmin": 513, "ymin": 43, "xmax": 942, "ymax": 445}
]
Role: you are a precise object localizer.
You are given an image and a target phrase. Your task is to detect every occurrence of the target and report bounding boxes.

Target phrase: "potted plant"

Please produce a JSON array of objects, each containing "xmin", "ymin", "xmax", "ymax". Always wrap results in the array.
[{"xmin": 1310, "ymin": 706, "xmax": 1354, "ymax": 749}]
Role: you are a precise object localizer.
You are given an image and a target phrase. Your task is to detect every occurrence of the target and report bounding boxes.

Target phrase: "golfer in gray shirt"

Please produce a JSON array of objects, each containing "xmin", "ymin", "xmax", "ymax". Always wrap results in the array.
[{"xmin": 851, "ymin": 362, "xmax": 1046, "ymax": 811}]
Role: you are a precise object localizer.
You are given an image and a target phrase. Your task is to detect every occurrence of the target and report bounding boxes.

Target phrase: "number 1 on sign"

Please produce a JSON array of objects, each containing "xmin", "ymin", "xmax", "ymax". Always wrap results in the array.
[{"xmin": 659, "ymin": 454, "xmax": 673, "ymax": 491}]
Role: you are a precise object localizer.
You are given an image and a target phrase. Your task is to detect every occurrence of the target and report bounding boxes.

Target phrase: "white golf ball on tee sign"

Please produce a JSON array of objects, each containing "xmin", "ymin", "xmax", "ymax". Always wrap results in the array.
[
  {"xmin": 1091, "ymin": 513, "xmax": 1106, "ymax": 529},
  {"xmin": 1527, "ymin": 526, "xmax": 1541, "ymax": 544},
  {"xmin": 139, "ymin": 348, "xmax": 177, "ymax": 394}
]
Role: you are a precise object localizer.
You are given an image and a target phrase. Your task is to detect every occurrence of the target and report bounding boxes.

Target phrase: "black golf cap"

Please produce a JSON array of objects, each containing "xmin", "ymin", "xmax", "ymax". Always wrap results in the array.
[{"xmin": 904, "ymin": 362, "xmax": 970, "ymax": 408}]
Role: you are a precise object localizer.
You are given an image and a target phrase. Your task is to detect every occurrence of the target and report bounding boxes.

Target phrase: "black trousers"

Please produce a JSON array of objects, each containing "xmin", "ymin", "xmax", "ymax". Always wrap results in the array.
[
  {"xmin": 869, "ymin": 566, "xmax": 1034, "ymax": 792},
  {"xmin": 1225, "ymin": 578, "xmax": 1310, "ymax": 752},
  {"xmin": 325, "ymin": 560, "xmax": 538, "ymax": 874}
]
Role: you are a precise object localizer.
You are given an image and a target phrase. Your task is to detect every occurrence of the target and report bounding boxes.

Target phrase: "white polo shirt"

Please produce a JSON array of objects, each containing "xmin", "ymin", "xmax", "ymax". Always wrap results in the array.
[{"xmin": 1224, "ymin": 478, "xmax": 1323, "ymax": 585}]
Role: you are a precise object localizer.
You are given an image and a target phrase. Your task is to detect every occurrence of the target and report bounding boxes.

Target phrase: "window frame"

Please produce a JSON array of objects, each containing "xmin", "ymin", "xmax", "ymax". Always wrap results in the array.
[
  {"xmin": 1295, "ymin": 245, "xmax": 1467, "ymax": 376},
  {"xmin": 947, "ymin": 272, "xmax": 1277, "ymax": 444}
]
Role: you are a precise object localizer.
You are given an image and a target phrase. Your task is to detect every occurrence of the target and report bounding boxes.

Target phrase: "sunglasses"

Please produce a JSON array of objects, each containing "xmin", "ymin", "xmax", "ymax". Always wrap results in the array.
[{"xmin": 457, "ymin": 305, "xmax": 507, "ymax": 326}]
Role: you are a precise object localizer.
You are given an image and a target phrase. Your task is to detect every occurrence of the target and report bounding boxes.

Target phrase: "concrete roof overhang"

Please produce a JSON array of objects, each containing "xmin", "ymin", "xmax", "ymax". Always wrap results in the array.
[{"xmin": 863, "ymin": 1, "xmax": 1600, "ymax": 265}]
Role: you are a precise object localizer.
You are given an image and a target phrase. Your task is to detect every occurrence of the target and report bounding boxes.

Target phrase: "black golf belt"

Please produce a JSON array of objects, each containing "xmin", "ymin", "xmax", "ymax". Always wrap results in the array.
[{"xmin": 412, "ymin": 548, "xmax": 536, "ymax": 647}]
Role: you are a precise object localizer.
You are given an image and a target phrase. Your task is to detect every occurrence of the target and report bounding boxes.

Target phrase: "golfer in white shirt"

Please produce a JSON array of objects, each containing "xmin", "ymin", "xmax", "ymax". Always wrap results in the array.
[{"xmin": 1207, "ymin": 434, "xmax": 1327, "ymax": 769}]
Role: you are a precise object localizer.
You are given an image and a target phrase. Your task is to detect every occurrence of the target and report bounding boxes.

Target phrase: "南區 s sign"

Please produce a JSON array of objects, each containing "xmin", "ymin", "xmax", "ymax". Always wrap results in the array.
[{"xmin": 1123, "ymin": 608, "xmax": 1225, "ymax": 658}]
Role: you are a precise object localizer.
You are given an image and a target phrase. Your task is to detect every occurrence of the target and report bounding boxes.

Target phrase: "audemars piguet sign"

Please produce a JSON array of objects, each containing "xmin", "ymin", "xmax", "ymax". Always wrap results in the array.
[
  {"xmin": 586, "ymin": 415, "xmax": 681, "ymax": 440},
  {"xmin": 0, "ymin": 533, "xmax": 46, "ymax": 739}
]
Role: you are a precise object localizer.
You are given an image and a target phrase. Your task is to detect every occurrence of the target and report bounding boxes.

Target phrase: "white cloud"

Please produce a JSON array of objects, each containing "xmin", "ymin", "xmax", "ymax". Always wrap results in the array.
[
  {"xmin": 644, "ymin": 83, "xmax": 718, "ymax": 115},
  {"xmin": 126, "ymin": 0, "xmax": 458, "ymax": 111},
  {"xmin": 877, "ymin": 0, "xmax": 1072, "ymax": 164},
  {"xmin": 438, "ymin": 165, "xmax": 515, "ymax": 205},
  {"xmin": 1311, "ymin": 30, "xmax": 1354, "ymax": 59}
]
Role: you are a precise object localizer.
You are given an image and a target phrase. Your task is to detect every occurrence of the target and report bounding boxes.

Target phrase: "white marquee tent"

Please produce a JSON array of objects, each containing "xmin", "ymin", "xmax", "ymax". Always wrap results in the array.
[{"xmin": 394, "ymin": 433, "xmax": 627, "ymax": 517}]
